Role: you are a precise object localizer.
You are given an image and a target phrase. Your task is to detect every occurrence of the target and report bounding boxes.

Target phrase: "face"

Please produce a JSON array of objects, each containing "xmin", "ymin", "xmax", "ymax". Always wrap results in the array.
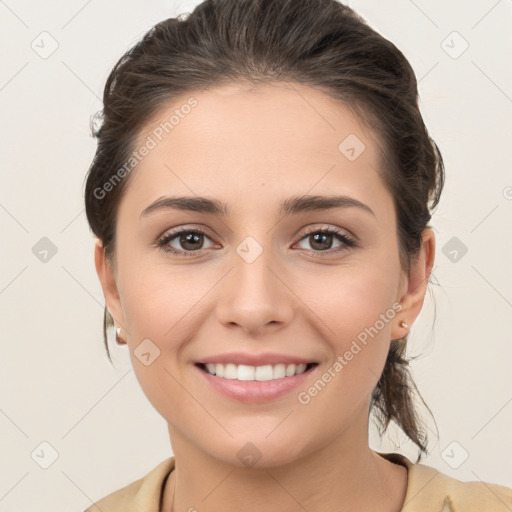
[{"xmin": 96, "ymin": 81, "xmax": 430, "ymax": 468}]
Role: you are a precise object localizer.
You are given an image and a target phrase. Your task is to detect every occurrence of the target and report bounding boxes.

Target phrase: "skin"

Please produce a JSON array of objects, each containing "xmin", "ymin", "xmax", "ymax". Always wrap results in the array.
[{"xmin": 95, "ymin": 81, "xmax": 435, "ymax": 512}]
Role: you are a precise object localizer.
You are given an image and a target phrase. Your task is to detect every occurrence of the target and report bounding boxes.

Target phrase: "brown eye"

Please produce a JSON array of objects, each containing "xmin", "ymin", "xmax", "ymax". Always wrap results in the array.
[
  {"xmin": 177, "ymin": 232, "xmax": 204, "ymax": 251},
  {"xmin": 308, "ymin": 232, "xmax": 334, "ymax": 251},
  {"xmin": 158, "ymin": 229, "xmax": 216, "ymax": 256},
  {"xmin": 296, "ymin": 228, "xmax": 356, "ymax": 256}
]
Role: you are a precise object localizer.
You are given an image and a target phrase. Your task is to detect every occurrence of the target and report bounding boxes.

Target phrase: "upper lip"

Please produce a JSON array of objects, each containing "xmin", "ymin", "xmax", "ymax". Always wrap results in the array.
[{"xmin": 196, "ymin": 352, "xmax": 318, "ymax": 366}]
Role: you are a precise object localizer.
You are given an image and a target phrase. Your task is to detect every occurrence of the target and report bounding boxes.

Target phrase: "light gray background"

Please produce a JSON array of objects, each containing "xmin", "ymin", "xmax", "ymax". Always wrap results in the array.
[{"xmin": 0, "ymin": 0, "xmax": 511, "ymax": 509}]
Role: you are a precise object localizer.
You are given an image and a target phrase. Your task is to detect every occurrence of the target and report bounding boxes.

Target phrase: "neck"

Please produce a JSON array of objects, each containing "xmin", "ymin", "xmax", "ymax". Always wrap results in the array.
[{"xmin": 161, "ymin": 421, "xmax": 408, "ymax": 512}]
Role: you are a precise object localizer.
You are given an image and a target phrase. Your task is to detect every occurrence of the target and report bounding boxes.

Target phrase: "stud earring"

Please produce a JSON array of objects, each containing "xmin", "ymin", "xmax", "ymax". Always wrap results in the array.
[
  {"xmin": 399, "ymin": 320, "xmax": 409, "ymax": 329},
  {"xmin": 115, "ymin": 326, "xmax": 126, "ymax": 345}
]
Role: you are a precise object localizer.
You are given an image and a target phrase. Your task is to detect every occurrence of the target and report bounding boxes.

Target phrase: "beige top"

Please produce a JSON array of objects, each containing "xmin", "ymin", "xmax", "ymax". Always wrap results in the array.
[{"xmin": 83, "ymin": 452, "xmax": 512, "ymax": 512}]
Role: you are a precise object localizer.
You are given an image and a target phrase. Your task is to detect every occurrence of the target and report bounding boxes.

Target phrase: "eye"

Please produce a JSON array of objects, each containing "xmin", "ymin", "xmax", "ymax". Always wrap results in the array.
[
  {"xmin": 157, "ymin": 228, "xmax": 217, "ymax": 256},
  {"xmin": 156, "ymin": 225, "xmax": 357, "ymax": 258},
  {"xmin": 295, "ymin": 226, "xmax": 357, "ymax": 256}
]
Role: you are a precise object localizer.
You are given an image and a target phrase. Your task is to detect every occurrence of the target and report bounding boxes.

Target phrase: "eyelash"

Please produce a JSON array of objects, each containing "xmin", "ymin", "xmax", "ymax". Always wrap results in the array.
[{"xmin": 156, "ymin": 226, "xmax": 357, "ymax": 258}]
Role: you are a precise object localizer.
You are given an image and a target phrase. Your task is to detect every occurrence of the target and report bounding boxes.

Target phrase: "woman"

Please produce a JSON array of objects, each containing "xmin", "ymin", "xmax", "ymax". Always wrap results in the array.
[{"xmin": 83, "ymin": 0, "xmax": 512, "ymax": 510}]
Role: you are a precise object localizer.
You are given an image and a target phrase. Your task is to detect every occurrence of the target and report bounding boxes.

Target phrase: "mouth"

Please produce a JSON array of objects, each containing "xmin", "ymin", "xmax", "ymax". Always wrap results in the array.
[
  {"xmin": 195, "ymin": 362, "xmax": 319, "ymax": 381},
  {"xmin": 194, "ymin": 361, "xmax": 319, "ymax": 403}
]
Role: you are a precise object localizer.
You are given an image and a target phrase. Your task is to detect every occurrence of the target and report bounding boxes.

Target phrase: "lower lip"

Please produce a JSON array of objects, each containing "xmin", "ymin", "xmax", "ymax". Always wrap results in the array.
[{"xmin": 195, "ymin": 364, "xmax": 318, "ymax": 403}]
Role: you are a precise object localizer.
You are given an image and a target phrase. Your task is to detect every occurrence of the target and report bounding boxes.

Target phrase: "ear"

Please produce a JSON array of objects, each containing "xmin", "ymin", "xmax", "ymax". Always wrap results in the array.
[
  {"xmin": 391, "ymin": 227, "xmax": 436, "ymax": 339},
  {"xmin": 94, "ymin": 238, "xmax": 125, "ymax": 330}
]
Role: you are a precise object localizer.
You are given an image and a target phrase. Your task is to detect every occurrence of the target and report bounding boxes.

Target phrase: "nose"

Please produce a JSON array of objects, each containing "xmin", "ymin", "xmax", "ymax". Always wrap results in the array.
[{"xmin": 215, "ymin": 242, "xmax": 295, "ymax": 336}]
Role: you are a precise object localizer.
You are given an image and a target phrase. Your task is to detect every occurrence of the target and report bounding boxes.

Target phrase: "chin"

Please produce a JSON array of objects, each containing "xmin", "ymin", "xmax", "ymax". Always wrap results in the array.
[{"xmin": 205, "ymin": 433, "xmax": 311, "ymax": 470}]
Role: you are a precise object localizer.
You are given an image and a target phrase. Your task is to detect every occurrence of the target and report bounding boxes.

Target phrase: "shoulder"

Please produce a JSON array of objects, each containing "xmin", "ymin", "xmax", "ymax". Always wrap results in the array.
[
  {"xmin": 82, "ymin": 457, "xmax": 175, "ymax": 512},
  {"xmin": 407, "ymin": 463, "xmax": 512, "ymax": 512},
  {"xmin": 378, "ymin": 452, "xmax": 512, "ymax": 512},
  {"xmin": 82, "ymin": 478, "xmax": 142, "ymax": 512}
]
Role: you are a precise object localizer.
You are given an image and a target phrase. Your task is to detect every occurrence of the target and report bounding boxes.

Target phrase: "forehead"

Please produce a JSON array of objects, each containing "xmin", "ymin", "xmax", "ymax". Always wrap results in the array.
[
  {"xmin": 122, "ymin": 81, "xmax": 391, "ymax": 218},
  {"xmin": 138, "ymin": 80, "xmax": 381, "ymax": 162}
]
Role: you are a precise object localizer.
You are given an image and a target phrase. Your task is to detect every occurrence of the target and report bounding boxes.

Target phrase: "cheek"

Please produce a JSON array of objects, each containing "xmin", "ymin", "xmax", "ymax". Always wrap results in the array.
[
  {"xmin": 116, "ymin": 262, "xmax": 222, "ymax": 413},
  {"xmin": 116, "ymin": 239, "xmax": 401, "ymax": 399},
  {"xmin": 291, "ymin": 272, "xmax": 399, "ymax": 431},
  {"xmin": 298, "ymin": 260, "xmax": 400, "ymax": 341},
  {"xmin": 118, "ymin": 260, "xmax": 215, "ymax": 341},
  {"xmin": 118, "ymin": 244, "xmax": 401, "ymax": 360},
  {"xmin": 293, "ymin": 259, "xmax": 400, "ymax": 394},
  {"xmin": 117, "ymin": 265, "xmax": 206, "ymax": 420}
]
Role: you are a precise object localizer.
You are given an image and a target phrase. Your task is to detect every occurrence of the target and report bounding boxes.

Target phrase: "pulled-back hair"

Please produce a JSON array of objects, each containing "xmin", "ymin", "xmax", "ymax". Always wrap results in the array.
[{"xmin": 84, "ymin": 0, "xmax": 444, "ymax": 462}]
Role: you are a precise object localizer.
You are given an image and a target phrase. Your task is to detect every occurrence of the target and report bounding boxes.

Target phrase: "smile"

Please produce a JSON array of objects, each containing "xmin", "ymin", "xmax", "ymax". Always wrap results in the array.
[
  {"xmin": 195, "ymin": 362, "xmax": 319, "ymax": 403},
  {"xmin": 198, "ymin": 362, "xmax": 317, "ymax": 381}
]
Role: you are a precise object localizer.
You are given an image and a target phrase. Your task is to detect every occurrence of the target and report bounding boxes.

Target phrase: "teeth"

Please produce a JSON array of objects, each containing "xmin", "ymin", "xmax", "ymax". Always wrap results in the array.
[
  {"xmin": 285, "ymin": 364, "xmax": 296, "ymax": 377},
  {"xmin": 235, "ymin": 364, "xmax": 251, "ymax": 380},
  {"xmin": 203, "ymin": 362, "xmax": 309, "ymax": 380}
]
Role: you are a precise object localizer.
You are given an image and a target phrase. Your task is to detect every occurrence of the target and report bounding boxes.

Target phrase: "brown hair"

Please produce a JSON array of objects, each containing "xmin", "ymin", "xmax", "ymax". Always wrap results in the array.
[{"xmin": 84, "ymin": 0, "xmax": 444, "ymax": 462}]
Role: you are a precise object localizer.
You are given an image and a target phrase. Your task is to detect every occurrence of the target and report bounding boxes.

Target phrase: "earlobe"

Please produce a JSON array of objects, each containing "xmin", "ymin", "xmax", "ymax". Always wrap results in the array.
[
  {"xmin": 94, "ymin": 239, "xmax": 125, "ymax": 330},
  {"xmin": 391, "ymin": 227, "xmax": 436, "ymax": 339}
]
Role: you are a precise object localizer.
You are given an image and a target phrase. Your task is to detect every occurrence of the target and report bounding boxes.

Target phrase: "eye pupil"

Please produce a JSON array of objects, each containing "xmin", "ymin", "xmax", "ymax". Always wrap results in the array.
[
  {"xmin": 181, "ymin": 232, "xmax": 203, "ymax": 250},
  {"xmin": 310, "ymin": 232, "xmax": 332, "ymax": 251}
]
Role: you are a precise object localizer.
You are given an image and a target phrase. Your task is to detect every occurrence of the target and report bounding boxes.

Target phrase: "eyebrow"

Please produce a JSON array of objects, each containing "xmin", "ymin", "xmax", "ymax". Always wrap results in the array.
[{"xmin": 140, "ymin": 194, "xmax": 375, "ymax": 219}]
